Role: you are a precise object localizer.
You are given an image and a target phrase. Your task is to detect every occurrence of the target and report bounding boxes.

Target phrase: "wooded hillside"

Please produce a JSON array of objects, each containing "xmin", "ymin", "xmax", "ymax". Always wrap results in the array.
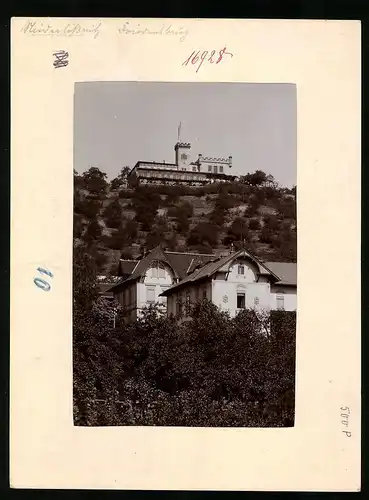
[{"xmin": 74, "ymin": 167, "xmax": 297, "ymax": 274}]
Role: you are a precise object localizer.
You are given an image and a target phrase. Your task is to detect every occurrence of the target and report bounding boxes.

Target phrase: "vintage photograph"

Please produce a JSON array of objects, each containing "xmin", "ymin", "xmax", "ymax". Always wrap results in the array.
[{"xmin": 73, "ymin": 82, "xmax": 297, "ymax": 427}]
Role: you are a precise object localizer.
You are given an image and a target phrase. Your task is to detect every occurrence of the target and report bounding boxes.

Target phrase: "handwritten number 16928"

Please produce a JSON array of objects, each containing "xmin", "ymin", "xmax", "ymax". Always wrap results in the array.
[
  {"xmin": 34, "ymin": 267, "xmax": 54, "ymax": 292},
  {"xmin": 182, "ymin": 47, "xmax": 234, "ymax": 73}
]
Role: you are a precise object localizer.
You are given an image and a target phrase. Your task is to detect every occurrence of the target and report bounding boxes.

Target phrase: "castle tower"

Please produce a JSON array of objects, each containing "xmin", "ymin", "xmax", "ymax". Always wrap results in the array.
[{"xmin": 174, "ymin": 142, "xmax": 191, "ymax": 170}]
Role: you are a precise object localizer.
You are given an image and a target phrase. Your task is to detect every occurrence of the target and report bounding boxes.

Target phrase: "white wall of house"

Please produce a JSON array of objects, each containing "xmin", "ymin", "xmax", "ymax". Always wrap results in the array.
[
  {"xmin": 226, "ymin": 258, "xmax": 259, "ymax": 283},
  {"xmin": 211, "ymin": 258, "xmax": 270, "ymax": 317},
  {"xmin": 116, "ymin": 256, "xmax": 297, "ymax": 322},
  {"xmin": 270, "ymin": 285, "xmax": 297, "ymax": 311},
  {"xmin": 212, "ymin": 280, "xmax": 271, "ymax": 317},
  {"xmin": 114, "ymin": 263, "xmax": 175, "ymax": 321},
  {"xmin": 136, "ymin": 264, "xmax": 175, "ymax": 316}
]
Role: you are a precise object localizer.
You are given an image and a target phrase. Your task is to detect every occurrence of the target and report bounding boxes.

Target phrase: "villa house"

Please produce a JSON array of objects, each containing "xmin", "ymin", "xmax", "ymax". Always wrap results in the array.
[{"xmin": 108, "ymin": 246, "xmax": 297, "ymax": 322}]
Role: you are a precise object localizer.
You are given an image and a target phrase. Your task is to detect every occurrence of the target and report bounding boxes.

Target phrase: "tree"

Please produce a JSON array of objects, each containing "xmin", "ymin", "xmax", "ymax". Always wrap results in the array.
[
  {"xmin": 145, "ymin": 225, "xmax": 166, "ymax": 250},
  {"xmin": 73, "ymin": 245, "xmax": 123, "ymax": 425},
  {"xmin": 83, "ymin": 219, "xmax": 102, "ymax": 244},
  {"xmin": 111, "ymin": 166, "xmax": 131, "ymax": 190},
  {"xmin": 73, "ymin": 269, "xmax": 296, "ymax": 427},
  {"xmin": 224, "ymin": 217, "xmax": 249, "ymax": 246},
  {"xmin": 82, "ymin": 167, "xmax": 108, "ymax": 196},
  {"xmin": 263, "ymin": 214, "xmax": 280, "ymax": 231},
  {"xmin": 248, "ymin": 218, "xmax": 261, "ymax": 231},
  {"xmin": 103, "ymin": 199, "xmax": 123, "ymax": 229},
  {"xmin": 75, "ymin": 199, "xmax": 102, "ymax": 220},
  {"xmin": 164, "ymin": 233, "xmax": 178, "ymax": 251},
  {"xmin": 245, "ymin": 196, "xmax": 260, "ymax": 217},
  {"xmin": 241, "ymin": 170, "xmax": 269, "ymax": 187},
  {"xmin": 187, "ymin": 222, "xmax": 219, "ymax": 248},
  {"xmin": 120, "ymin": 219, "xmax": 136, "ymax": 241},
  {"xmin": 259, "ymin": 226, "xmax": 273, "ymax": 244},
  {"xmin": 168, "ymin": 202, "xmax": 193, "ymax": 235},
  {"xmin": 74, "ymin": 213, "xmax": 85, "ymax": 239},
  {"xmin": 74, "ymin": 169, "xmax": 85, "ymax": 190}
]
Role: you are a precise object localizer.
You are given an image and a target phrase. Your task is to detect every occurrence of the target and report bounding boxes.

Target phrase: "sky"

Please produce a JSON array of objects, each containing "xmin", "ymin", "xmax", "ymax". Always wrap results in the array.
[{"xmin": 74, "ymin": 82, "xmax": 296, "ymax": 188}]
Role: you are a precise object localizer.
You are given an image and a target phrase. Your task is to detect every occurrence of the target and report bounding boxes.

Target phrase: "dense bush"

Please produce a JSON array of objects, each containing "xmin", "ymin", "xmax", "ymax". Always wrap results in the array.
[
  {"xmin": 167, "ymin": 201, "xmax": 193, "ymax": 234},
  {"xmin": 73, "ymin": 248, "xmax": 296, "ymax": 427},
  {"xmin": 103, "ymin": 199, "xmax": 123, "ymax": 229},
  {"xmin": 224, "ymin": 217, "xmax": 249, "ymax": 246},
  {"xmin": 75, "ymin": 199, "xmax": 102, "ymax": 220},
  {"xmin": 248, "ymin": 218, "xmax": 261, "ymax": 231},
  {"xmin": 187, "ymin": 222, "xmax": 219, "ymax": 248}
]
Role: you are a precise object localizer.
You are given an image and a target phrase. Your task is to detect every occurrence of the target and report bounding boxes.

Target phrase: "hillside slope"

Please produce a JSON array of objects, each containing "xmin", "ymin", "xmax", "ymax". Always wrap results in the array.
[{"xmin": 74, "ymin": 168, "xmax": 297, "ymax": 275}]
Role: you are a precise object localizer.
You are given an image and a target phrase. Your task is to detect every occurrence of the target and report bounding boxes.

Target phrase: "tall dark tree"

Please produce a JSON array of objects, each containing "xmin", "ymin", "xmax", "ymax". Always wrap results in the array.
[
  {"xmin": 103, "ymin": 199, "xmax": 123, "ymax": 229},
  {"xmin": 83, "ymin": 167, "xmax": 108, "ymax": 196}
]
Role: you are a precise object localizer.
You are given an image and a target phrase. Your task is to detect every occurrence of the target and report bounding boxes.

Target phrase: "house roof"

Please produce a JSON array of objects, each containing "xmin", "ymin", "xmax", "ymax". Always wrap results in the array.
[
  {"xmin": 97, "ymin": 283, "xmax": 115, "ymax": 297},
  {"xmin": 118, "ymin": 259, "xmax": 139, "ymax": 277},
  {"xmin": 160, "ymin": 248, "xmax": 281, "ymax": 296},
  {"xmin": 108, "ymin": 247, "xmax": 297, "ymax": 295},
  {"xmin": 109, "ymin": 247, "xmax": 217, "ymax": 293},
  {"xmin": 265, "ymin": 262, "xmax": 297, "ymax": 285},
  {"xmin": 163, "ymin": 251, "xmax": 216, "ymax": 280}
]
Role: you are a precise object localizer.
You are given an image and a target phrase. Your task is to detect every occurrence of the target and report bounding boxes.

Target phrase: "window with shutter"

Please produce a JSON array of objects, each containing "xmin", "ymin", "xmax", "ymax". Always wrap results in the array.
[
  {"xmin": 146, "ymin": 286, "xmax": 155, "ymax": 303},
  {"xmin": 276, "ymin": 294, "xmax": 284, "ymax": 310}
]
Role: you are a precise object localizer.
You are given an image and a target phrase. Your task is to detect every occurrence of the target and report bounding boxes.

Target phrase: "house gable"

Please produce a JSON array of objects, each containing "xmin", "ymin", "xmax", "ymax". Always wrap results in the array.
[{"xmin": 161, "ymin": 247, "xmax": 281, "ymax": 297}]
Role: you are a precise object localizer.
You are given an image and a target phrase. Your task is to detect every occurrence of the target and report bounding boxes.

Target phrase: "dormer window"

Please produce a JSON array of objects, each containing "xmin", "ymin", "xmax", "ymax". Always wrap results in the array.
[
  {"xmin": 151, "ymin": 262, "xmax": 166, "ymax": 279},
  {"xmin": 238, "ymin": 264, "xmax": 245, "ymax": 275}
]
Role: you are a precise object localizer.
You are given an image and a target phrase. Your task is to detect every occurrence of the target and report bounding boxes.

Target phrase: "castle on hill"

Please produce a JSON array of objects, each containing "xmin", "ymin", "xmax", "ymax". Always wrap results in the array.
[{"xmin": 127, "ymin": 128, "xmax": 237, "ymax": 187}]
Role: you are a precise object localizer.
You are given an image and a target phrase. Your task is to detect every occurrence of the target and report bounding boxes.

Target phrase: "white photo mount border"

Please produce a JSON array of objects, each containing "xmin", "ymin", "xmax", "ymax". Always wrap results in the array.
[{"xmin": 10, "ymin": 18, "xmax": 361, "ymax": 491}]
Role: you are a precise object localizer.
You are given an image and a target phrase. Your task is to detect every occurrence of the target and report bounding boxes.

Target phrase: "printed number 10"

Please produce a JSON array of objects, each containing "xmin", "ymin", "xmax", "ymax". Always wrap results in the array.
[{"xmin": 34, "ymin": 267, "xmax": 54, "ymax": 292}]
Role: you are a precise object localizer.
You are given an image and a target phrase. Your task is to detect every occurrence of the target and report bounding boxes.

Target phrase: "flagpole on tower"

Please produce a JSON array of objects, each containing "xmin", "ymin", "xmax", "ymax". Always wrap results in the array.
[{"xmin": 178, "ymin": 121, "xmax": 182, "ymax": 142}]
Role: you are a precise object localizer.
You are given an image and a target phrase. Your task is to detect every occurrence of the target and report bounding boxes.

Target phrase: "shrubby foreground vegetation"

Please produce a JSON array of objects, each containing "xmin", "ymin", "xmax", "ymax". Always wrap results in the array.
[{"xmin": 73, "ymin": 246, "xmax": 296, "ymax": 427}]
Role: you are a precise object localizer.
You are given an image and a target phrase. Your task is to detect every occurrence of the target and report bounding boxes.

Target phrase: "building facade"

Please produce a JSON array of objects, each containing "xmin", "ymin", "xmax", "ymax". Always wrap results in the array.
[
  {"xmin": 109, "ymin": 246, "xmax": 218, "ymax": 322},
  {"xmin": 127, "ymin": 141, "xmax": 237, "ymax": 187},
  {"xmin": 108, "ymin": 246, "xmax": 297, "ymax": 322}
]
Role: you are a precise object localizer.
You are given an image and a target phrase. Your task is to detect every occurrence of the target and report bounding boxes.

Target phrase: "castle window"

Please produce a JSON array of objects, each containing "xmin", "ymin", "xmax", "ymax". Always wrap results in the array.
[
  {"xmin": 181, "ymin": 153, "xmax": 188, "ymax": 160},
  {"xmin": 238, "ymin": 265, "xmax": 245, "ymax": 275},
  {"xmin": 220, "ymin": 166, "xmax": 224, "ymax": 173},
  {"xmin": 208, "ymin": 165, "xmax": 212, "ymax": 172},
  {"xmin": 254, "ymin": 297, "xmax": 260, "ymax": 306},
  {"xmin": 192, "ymin": 166, "xmax": 197, "ymax": 172}
]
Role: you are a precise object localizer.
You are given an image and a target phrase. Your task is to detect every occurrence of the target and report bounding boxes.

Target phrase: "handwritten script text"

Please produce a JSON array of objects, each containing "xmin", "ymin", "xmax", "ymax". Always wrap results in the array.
[
  {"xmin": 21, "ymin": 21, "xmax": 101, "ymax": 39},
  {"xmin": 341, "ymin": 406, "xmax": 352, "ymax": 437},
  {"xmin": 182, "ymin": 47, "xmax": 234, "ymax": 73},
  {"xmin": 118, "ymin": 22, "xmax": 188, "ymax": 42}
]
